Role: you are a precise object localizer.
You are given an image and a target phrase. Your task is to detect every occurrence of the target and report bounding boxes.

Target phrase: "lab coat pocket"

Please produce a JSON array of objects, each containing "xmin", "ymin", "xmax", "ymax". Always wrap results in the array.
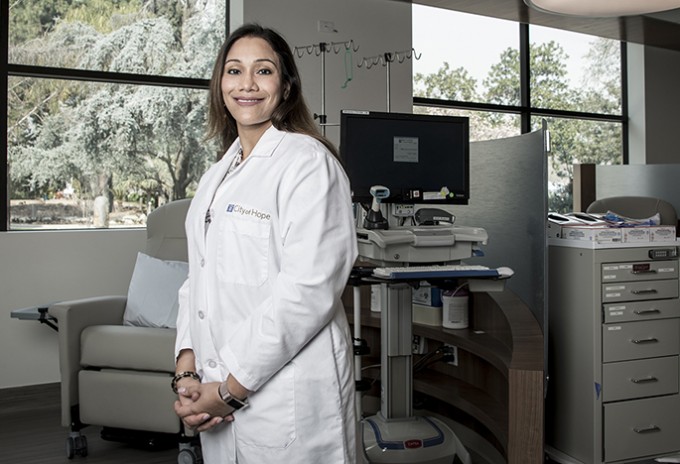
[
  {"xmin": 217, "ymin": 217, "xmax": 270, "ymax": 286},
  {"xmin": 237, "ymin": 363, "xmax": 296, "ymax": 450}
]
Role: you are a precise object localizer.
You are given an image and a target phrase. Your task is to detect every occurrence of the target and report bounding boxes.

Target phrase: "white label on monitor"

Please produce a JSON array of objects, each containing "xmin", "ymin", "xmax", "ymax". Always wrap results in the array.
[{"xmin": 393, "ymin": 137, "xmax": 419, "ymax": 163}]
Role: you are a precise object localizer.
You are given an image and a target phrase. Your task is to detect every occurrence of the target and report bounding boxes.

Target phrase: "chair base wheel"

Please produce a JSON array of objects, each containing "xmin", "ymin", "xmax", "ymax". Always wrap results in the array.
[{"xmin": 66, "ymin": 433, "xmax": 88, "ymax": 459}]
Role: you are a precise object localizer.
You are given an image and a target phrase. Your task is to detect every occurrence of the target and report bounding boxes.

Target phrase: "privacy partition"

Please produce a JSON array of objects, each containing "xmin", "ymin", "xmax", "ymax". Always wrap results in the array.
[{"xmin": 447, "ymin": 126, "xmax": 548, "ymax": 330}]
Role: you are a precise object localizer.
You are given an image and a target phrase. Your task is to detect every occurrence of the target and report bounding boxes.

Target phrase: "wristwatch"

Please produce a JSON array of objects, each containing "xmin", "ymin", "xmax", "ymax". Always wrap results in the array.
[{"xmin": 218, "ymin": 381, "xmax": 249, "ymax": 411}]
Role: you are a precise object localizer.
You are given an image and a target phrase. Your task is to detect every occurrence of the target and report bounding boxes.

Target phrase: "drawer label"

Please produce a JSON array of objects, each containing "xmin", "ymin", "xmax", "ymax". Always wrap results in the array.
[
  {"xmin": 609, "ymin": 305, "xmax": 626, "ymax": 311},
  {"xmin": 603, "ymin": 274, "xmax": 616, "ymax": 280},
  {"xmin": 658, "ymin": 267, "xmax": 675, "ymax": 273},
  {"xmin": 609, "ymin": 311, "xmax": 624, "ymax": 316},
  {"xmin": 606, "ymin": 286, "xmax": 626, "ymax": 291},
  {"xmin": 606, "ymin": 293, "xmax": 622, "ymax": 298},
  {"xmin": 607, "ymin": 326, "xmax": 622, "ymax": 331},
  {"xmin": 603, "ymin": 265, "xmax": 621, "ymax": 271}
]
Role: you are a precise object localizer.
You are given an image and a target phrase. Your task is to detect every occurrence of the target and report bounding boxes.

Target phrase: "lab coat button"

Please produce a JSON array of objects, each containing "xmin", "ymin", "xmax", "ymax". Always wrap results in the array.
[
  {"xmin": 208, "ymin": 360, "xmax": 217, "ymax": 368},
  {"xmin": 198, "ymin": 311, "xmax": 205, "ymax": 319},
  {"xmin": 200, "ymin": 258, "xmax": 205, "ymax": 267}
]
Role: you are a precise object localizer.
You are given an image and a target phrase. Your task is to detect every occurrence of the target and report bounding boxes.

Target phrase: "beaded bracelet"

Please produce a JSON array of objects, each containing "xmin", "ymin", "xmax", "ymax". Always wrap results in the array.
[{"xmin": 171, "ymin": 371, "xmax": 201, "ymax": 393}]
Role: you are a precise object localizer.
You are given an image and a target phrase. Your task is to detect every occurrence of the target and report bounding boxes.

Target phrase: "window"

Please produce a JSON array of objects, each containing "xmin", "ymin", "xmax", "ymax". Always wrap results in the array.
[
  {"xmin": 413, "ymin": 5, "xmax": 625, "ymax": 212},
  {"xmin": 3, "ymin": 0, "xmax": 227, "ymax": 230},
  {"xmin": 531, "ymin": 25, "xmax": 622, "ymax": 115},
  {"xmin": 413, "ymin": 7, "xmax": 519, "ymax": 105},
  {"xmin": 535, "ymin": 117, "xmax": 623, "ymax": 211}
]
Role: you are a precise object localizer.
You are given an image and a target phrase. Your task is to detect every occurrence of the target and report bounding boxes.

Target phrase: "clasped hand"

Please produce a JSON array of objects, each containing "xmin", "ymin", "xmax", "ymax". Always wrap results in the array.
[{"xmin": 174, "ymin": 381, "xmax": 235, "ymax": 432}]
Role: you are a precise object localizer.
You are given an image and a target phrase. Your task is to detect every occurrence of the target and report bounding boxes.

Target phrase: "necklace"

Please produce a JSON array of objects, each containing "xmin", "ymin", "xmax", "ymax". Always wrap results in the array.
[{"xmin": 227, "ymin": 147, "xmax": 244, "ymax": 175}]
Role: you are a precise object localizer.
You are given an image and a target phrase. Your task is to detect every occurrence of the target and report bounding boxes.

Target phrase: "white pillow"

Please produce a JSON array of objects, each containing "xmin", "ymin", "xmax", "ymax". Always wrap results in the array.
[{"xmin": 123, "ymin": 252, "xmax": 188, "ymax": 328}]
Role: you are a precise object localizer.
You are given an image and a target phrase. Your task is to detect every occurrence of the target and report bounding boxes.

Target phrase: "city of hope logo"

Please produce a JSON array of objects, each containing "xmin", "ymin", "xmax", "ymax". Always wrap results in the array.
[{"xmin": 226, "ymin": 204, "xmax": 271, "ymax": 221}]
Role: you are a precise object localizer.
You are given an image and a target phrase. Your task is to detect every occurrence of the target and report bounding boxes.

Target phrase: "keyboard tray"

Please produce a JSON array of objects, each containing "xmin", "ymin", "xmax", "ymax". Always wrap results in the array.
[{"xmin": 373, "ymin": 268, "xmax": 500, "ymax": 280}]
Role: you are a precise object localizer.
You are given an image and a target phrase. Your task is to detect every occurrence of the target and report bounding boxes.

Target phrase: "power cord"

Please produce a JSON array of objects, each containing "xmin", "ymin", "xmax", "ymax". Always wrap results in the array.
[{"xmin": 413, "ymin": 345, "xmax": 456, "ymax": 373}]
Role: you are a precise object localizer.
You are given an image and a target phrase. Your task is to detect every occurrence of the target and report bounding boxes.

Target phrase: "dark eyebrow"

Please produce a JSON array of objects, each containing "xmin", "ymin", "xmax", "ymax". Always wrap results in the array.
[{"xmin": 224, "ymin": 58, "xmax": 278, "ymax": 66}]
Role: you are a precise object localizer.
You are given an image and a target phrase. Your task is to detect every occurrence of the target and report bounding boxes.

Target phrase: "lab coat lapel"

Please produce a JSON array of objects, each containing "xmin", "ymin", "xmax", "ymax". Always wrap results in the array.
[
  {"xmin": 193, "ymin": 127, "xmax": 285, "ymax": 254},
  {"xmin": 247, "ymin": 125, "xmax": 286, "ymax": 160},
  {"xmin": 193, "ymin": 144, "xmax": 241, "ymax": 255}
]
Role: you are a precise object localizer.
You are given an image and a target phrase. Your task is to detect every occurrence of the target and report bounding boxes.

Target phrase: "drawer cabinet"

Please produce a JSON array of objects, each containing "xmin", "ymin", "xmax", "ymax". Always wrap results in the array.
[
  {"xmin": 602, "ymin": 261, "xmax": 679, "ymax": 283},
  {"xmin": 548, "ymin": 243, "xmax": 680, "ymax": 464},
  {"xmin": 602, "ymin": 319, "xmax": 680, "ymax": 362},
  {"xmin": 603, "ymin": 299, "xmax": 680, "ymax": 323},
  {"xmin": 604, "ymin": 395, "xmax": 680, "ymax": 462},
  {"xmin": 601, "ymin": 279, "xmax": 678, "ymax": 303},
  {"xmin": 602, "ymin": 356, "xmax": 679, "ymax": 402}
]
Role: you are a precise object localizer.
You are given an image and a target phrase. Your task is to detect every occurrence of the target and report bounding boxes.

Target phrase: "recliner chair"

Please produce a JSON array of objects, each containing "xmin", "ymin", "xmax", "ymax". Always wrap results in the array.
[
  {"xmin": 587, "ymin": 195, "xmax": 678, "ymax": 226},
  {"xmin": 48, "ymin": 199, "xmax": 201, "ymax": 462}
]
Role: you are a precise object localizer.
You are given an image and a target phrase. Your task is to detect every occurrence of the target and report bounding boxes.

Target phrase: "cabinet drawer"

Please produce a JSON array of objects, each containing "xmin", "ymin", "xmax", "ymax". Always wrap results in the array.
[
  {"xmin": 602, "ymin": 280, "xmax": 679, "ymax": 303},
  {"xmin": 603, "ymin": 319, "xmax": 680, "ymax": 362},
  {"xmin": 603, "ymin": 356, "xmax": 679, "ymax": 402},
  {"xmin": 604, "ymin": 395, "xmax": 680, "ymax": 462},
  {"xmin": 603, "ymin": 299, "xmax": 680, "ymax": 323},
  {"xmin": 602, "ymin": 260, "xmax": 678, "ymax": 283}
]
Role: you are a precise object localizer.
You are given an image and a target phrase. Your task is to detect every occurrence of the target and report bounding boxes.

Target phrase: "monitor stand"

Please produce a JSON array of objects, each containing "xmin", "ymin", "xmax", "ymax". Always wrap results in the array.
[{"xmin": 361, "ymin": 283, "xmax": 471, "ymax": 464}]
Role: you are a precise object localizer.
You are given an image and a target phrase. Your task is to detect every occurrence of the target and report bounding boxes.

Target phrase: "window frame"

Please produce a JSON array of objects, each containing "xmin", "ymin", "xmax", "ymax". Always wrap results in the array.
[
  {"xmin": 0, "ymin": 0, "xmax": 229, "ymax": 231},
  {"xmin": 413, "ymin": 22, "xmax": 628, "ymax": 158}
]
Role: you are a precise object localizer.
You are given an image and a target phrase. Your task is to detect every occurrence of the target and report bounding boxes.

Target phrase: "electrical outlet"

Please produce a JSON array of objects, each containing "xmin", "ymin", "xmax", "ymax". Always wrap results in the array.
[
  {"xmin": 317, "ymin": 20, "xmax": 337, "ymax": 33},
  {"xmin": 412, "ymin": 335, "xmax": 427, "ymax": 354},
  {"xmin": 443, "ymin": 344, "xmax": 458, "ymax": 366}
]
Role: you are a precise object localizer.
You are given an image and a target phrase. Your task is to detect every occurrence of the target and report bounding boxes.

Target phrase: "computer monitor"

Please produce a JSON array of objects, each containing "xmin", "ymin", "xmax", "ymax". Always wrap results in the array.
[{"xmin": 339, "ymin": 110, "xmax": 470, "ymax": 205}]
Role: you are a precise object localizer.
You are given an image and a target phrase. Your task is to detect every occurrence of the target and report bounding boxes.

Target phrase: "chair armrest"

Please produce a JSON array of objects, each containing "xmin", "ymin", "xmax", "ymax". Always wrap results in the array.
[{"xmin": 49, "ymin": 296, "xmax": 128, "ymax": 428}]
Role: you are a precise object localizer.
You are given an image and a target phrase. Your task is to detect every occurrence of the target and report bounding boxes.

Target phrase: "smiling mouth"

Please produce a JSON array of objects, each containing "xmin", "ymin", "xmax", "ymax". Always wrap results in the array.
[{"xmin": 235, "ymin": 98, "xmax": 262, "ymax": 104}]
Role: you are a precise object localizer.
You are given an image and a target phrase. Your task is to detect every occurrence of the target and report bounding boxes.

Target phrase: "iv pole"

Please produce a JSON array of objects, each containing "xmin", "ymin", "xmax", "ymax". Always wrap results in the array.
[
  {"xmin": 294, "ymin": 40, "xmax": 359, "ymax": 136},
  {"xmin": 358, "ymin": 49, "xmax": 421, "ymax": 112}
]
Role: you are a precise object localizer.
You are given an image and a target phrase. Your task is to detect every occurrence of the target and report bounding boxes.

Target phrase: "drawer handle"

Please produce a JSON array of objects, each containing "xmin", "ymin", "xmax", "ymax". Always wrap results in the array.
[
  {"xmin": 631, "ymin": 376, "xmax": 659, "ymax": 384},
  {"xmin": 634, "ymin": 309, "xmax": 661, "ymax": 315},
  {"xmin": 631, "ymin": 269, "xmax": 658, "ymax": 275},
  {"xmin": 631, "ymin": 289, "xmax": 658, "ymax": 295},
  {"xmin": 633, "ymin": 425, "xmax": 661, "ymax": 434},
  {"xmin": 631, "ymin": 338, "xmax": 659, "ymax": 344}
]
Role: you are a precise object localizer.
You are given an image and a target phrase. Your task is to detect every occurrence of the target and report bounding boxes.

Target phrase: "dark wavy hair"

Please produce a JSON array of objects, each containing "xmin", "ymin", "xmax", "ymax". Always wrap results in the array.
[{"xmin": 206, "ymin": 24, "xmax": 338, "ymax": 160}]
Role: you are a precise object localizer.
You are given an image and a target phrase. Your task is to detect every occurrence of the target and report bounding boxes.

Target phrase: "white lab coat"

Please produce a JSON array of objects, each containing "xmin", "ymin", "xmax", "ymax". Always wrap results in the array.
[{"xmin": 175, "ymin": 126, "xmax": 358, "ymax": 463}]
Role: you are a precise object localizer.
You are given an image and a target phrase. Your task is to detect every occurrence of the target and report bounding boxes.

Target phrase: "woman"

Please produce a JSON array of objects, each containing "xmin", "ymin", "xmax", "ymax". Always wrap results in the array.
[{"xmin": 172, "ymin": 23, "xmax": 358, "ymax": 463}]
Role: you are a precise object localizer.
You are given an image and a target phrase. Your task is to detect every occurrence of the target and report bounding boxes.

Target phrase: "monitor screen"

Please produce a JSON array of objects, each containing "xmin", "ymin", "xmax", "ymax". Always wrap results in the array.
[{"xmin": 339, "ymin": 110, "xmax": 470, "ymax": 205}]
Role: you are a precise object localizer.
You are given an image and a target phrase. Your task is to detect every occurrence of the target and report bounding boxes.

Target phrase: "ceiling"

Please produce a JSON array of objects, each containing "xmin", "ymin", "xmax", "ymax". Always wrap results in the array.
[{"xmin": 405, "ymin": 0, "xmax": 680, "ymax": 52}]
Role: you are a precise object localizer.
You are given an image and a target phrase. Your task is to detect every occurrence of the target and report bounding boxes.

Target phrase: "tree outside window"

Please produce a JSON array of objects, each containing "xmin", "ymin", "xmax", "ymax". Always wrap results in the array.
[{"xmin": 6, "ymin": 0, "xmax": 225, "ymax": 229}]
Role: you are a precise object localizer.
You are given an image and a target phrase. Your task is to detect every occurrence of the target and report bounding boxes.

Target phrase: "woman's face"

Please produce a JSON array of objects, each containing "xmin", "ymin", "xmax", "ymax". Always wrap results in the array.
[{"xmin": 221, "ymin": 36, "xmax": 285, "ymax": 135}]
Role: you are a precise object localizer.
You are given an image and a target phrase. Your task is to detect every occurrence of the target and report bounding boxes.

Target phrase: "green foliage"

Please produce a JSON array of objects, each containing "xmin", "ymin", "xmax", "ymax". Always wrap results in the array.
[
  {"xmin": 484, "ymin": 47, "xmax": 521, "ymax": 106},
  {"xmin": 8, "ymin": 0, "xmax": 225, "ymax": 208},
  {"xmin": 414, "ymin": 62, "xmax": 478, "ymax": 101},
  {"xmin": 64, "ymin": 0, "xmax": 142, "ymax": 33},
  {"xmin": 8, "ymin": 0, "xmax": 72, "ymax": 44}
]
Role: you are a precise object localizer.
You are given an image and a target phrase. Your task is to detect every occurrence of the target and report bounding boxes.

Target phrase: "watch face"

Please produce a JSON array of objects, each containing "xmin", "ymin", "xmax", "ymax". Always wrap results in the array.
[
  {"xmin": 219, "ymin": 382, "xmax": 248, "ymax": 410},
  {"xmin": 227, "ymin": 397, "xmax": 244, "ymax": 410}
]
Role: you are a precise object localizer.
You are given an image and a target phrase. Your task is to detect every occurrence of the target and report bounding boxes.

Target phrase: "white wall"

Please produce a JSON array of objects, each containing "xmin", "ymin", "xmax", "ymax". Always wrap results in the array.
[
  {"xmin": 244, "ymin": 0, "xmax": 413, "ymax": 146},
  {"xmin": 641, "ymin": 46, "xmax": 680, "ymax": 163},
  {"xmin": 1, "ymin": 230, "xmax": 145, "ymax": 388},
  {"xmin": 1, "ymin": 0, "xmax": 413, "ymax": 389}
]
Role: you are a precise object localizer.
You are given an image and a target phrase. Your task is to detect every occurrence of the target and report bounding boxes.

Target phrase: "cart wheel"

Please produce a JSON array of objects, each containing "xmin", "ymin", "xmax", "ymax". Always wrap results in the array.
[{"xmin": 178, "ymin": 448, "xmax": 198, "ymax": 464}]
